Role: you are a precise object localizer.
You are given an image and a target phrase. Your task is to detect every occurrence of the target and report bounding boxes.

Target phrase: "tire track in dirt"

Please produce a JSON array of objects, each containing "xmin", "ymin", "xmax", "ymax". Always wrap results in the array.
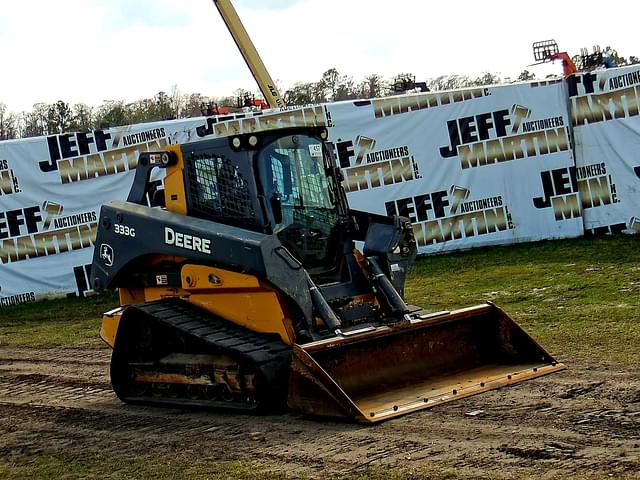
[
  {"xmin": 0, "ymin": 346, "xmax": 638, "ymax": 479},
  {"xmin": 0, "ymin": 346, "xmax": 113, "ymax": 407}
]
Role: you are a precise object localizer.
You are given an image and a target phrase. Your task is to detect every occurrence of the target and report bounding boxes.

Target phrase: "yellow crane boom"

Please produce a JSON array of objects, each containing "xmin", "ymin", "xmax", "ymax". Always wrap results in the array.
[{"xmin": 212, "ymin": 0, "xmax": 286, "ymax": 109}]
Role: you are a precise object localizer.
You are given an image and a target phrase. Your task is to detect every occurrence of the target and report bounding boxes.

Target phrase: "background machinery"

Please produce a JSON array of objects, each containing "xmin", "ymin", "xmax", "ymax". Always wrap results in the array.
[
  {"xmin": 532, "ymin": 39, "xmax": 578, "ymax": 77},
  {"xmin": 532, "ymin": 39, "xmax": 617, "ymax": 77}
]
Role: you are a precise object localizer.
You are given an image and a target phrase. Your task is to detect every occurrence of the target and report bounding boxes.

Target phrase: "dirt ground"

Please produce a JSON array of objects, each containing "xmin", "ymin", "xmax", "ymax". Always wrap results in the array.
[{"xmin": 0, "ymin": 345, "xmax": 638, "ymax": 479}]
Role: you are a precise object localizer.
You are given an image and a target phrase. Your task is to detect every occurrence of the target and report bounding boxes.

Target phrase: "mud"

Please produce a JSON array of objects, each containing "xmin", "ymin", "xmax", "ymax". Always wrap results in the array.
[{"xmin": 0, "ymin": 346, "xmax": 638, "ymax": 479}]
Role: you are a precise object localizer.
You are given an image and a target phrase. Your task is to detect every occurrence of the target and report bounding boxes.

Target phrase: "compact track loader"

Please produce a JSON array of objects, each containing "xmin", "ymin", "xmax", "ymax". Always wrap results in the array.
[{"xmin": 91, "ymin": 118, "xmax": 565, "ymax": 423}]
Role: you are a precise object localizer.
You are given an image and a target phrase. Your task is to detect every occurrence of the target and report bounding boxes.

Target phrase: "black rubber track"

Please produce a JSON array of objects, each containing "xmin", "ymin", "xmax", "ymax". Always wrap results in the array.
[{"xmin": 110, "ymin": 298, "xmax": 292, "ymax": 412}]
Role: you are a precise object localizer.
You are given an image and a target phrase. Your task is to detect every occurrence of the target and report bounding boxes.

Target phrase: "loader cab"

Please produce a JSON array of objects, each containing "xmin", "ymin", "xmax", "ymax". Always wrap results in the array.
[
  {"xmin": 256, "ymin": 133, "xmax": 342, "ymax": 271},
  {"xmin": 177, "ymin": 128, "xmax": 347, "ymax": 273}
]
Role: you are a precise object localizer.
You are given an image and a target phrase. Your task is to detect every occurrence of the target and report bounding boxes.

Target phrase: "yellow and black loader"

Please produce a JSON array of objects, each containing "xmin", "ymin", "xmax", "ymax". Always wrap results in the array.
[{"xmin": 91, "ymin": 123, "xmax": 565, "ymax": 423}]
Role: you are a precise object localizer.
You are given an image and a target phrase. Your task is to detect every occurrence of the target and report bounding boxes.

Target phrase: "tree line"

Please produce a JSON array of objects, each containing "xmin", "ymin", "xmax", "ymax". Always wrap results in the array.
[
  {"xmin": 2, "ymin": 48, "xmax": 639, "ymax": 141},
  {"xmin": 0, "ymin": 69, "xmax": 506, "ymax": 140}
]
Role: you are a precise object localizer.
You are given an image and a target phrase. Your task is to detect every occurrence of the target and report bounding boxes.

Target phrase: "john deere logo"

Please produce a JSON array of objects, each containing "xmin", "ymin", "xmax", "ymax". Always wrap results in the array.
[{"xmin": 100, "ymin": 244, "xmax": 114, "ymax": 267}]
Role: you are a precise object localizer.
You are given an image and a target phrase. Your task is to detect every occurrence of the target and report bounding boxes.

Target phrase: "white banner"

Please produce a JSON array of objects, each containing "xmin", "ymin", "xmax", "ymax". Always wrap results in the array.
[
  {"xmin": 3, "ymin": 77, "xmax": 612, "ymax": 302},
  {"xmin": 324, "ymin": 80, "xmax": 583, "ymax": 254},
  {"xmin": 570, "ymin": 66, "xmax": 640, "ymax": 235},
  {"xmin": 0, "ymin": 107, "xmax": 328, "ymax": 303},
  {"xmin": 0, "ymin": 118, "xmax": 196, "ymax": 303}
]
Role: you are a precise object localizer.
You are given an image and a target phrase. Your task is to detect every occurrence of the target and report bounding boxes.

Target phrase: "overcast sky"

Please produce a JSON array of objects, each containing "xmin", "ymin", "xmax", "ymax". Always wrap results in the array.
[{"xmin": 0, "ymin": 0, "xmax": 637, "ymax": 113}]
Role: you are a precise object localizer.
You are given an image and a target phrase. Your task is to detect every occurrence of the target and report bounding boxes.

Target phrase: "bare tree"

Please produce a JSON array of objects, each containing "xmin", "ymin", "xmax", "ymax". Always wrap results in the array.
[
  {"xmin": 22, "ymin": 103, "xmax": 50, "ymax": 137},
  {"xmin": 95, "ymin": 100, "xmax": 129, "ymax": 128},
  {"xmin": 517, "ymin": 70, "xmax": 536, "ymax": 82},
  {"xmin": 0, "ymin": 102, "xmax": 19, "ymax": 140},
  {"xmin": 471, "ymin": 72, "xmax": 502, "ymax": 87},
  {"xmin": 47, "ymin": 101, "xmax": 73, "ymax": 133},
  {"xmin": 358, "ymin": 74, "xmax": 384, "ymax": 99},
  {"xmin": 170, "ymin": 84, "xmax": 184, "ymax": 119},
  {"xmin": 70, "ymin": 103, "xmax": 94, "ymax": 131},
  {"xmin": 319, "ymin": 68, "xmax": 340, "ymax": 101},
  {"xmin": 183, "ymin": 93, "xmax": 209, "ymax": 117},
  {"xmin": 428, "ymin": 75, "xmax": 473, "ymax": 91},
  {"xmin": 334, "ymin": 75, "xmax": 357, "ymax": 101},
  {"xmin": 284, "ymin": 82, "xmax": 317, "ymax": 106},
  {"xmin": 154, "ymin": 91, "xmax": 174, "ymax": 120}
]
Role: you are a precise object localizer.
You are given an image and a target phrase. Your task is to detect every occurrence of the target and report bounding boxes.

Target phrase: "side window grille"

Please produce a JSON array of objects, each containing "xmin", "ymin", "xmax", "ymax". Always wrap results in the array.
[{"xmin": 186, "ymin": 153, "xmax": 255, "ymax": 223}]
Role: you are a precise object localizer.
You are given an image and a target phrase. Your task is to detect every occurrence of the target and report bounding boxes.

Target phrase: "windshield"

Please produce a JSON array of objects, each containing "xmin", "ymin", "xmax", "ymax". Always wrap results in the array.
[{"xmin": 258, "ymin": 134, "xmax": 339, "ymax": 269}]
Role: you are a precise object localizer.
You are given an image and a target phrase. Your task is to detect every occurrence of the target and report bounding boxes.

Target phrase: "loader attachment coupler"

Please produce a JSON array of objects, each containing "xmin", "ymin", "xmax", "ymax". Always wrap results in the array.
[{"xmin": 288, "ymin": 303, "xmax": 566, "ymax": 423}]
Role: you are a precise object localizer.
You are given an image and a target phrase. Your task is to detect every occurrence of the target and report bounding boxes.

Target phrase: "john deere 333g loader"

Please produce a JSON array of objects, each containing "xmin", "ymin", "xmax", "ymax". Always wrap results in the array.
[{"xmin": 91, "ymin": 117, "xmax": 565, "ymax": 423}]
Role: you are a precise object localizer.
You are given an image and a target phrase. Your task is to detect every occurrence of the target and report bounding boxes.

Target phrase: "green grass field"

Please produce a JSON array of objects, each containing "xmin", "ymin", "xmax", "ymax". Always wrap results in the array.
[
  {"xmin": 404, "ymin": 235, "xmax": 639, "ymax": 365},
  {"xmin": 1, "ymin": 235, "xmax": 639, "ymax": 365},
  {"xmin": 0, "ymin": 292, "xmax": 117, "ymax": 348}
]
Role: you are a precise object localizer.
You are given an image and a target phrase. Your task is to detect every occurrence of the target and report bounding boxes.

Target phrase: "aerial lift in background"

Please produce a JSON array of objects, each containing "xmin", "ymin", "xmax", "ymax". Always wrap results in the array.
[
  {"xmin": 532, "ymin": 40, "xmax": 578, "ymax": 77},
  {"xmin": 532, "ymin": 39, "xmax": 617, "ymax": 77}
]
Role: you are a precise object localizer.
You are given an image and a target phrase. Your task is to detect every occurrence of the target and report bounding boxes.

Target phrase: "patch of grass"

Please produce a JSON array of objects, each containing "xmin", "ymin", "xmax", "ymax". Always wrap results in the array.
[
  {"xmin": 405, "ymin": 235, "xmax": 640, "ymax": 365},
  {"xmin": 2, "ymin": 447, "xmax": 638, "ymax": 480},
  {"xmin": 1, "ymin": 451, "xmax": 635, "ymax": 480},
  {"xmin": 0, "ymin": 235, "xmax": 638, "ymax": 364},
  {"xmin": 350, "ymin": 466, "xmax": 527, "ymax": 480},
  {"xmin": 0, "ymin": 292, "xmax": 118, "ymax": 348},
  {"xmin": 0, "ymin": 454, "xmax": 297, "ymax": 480}
]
